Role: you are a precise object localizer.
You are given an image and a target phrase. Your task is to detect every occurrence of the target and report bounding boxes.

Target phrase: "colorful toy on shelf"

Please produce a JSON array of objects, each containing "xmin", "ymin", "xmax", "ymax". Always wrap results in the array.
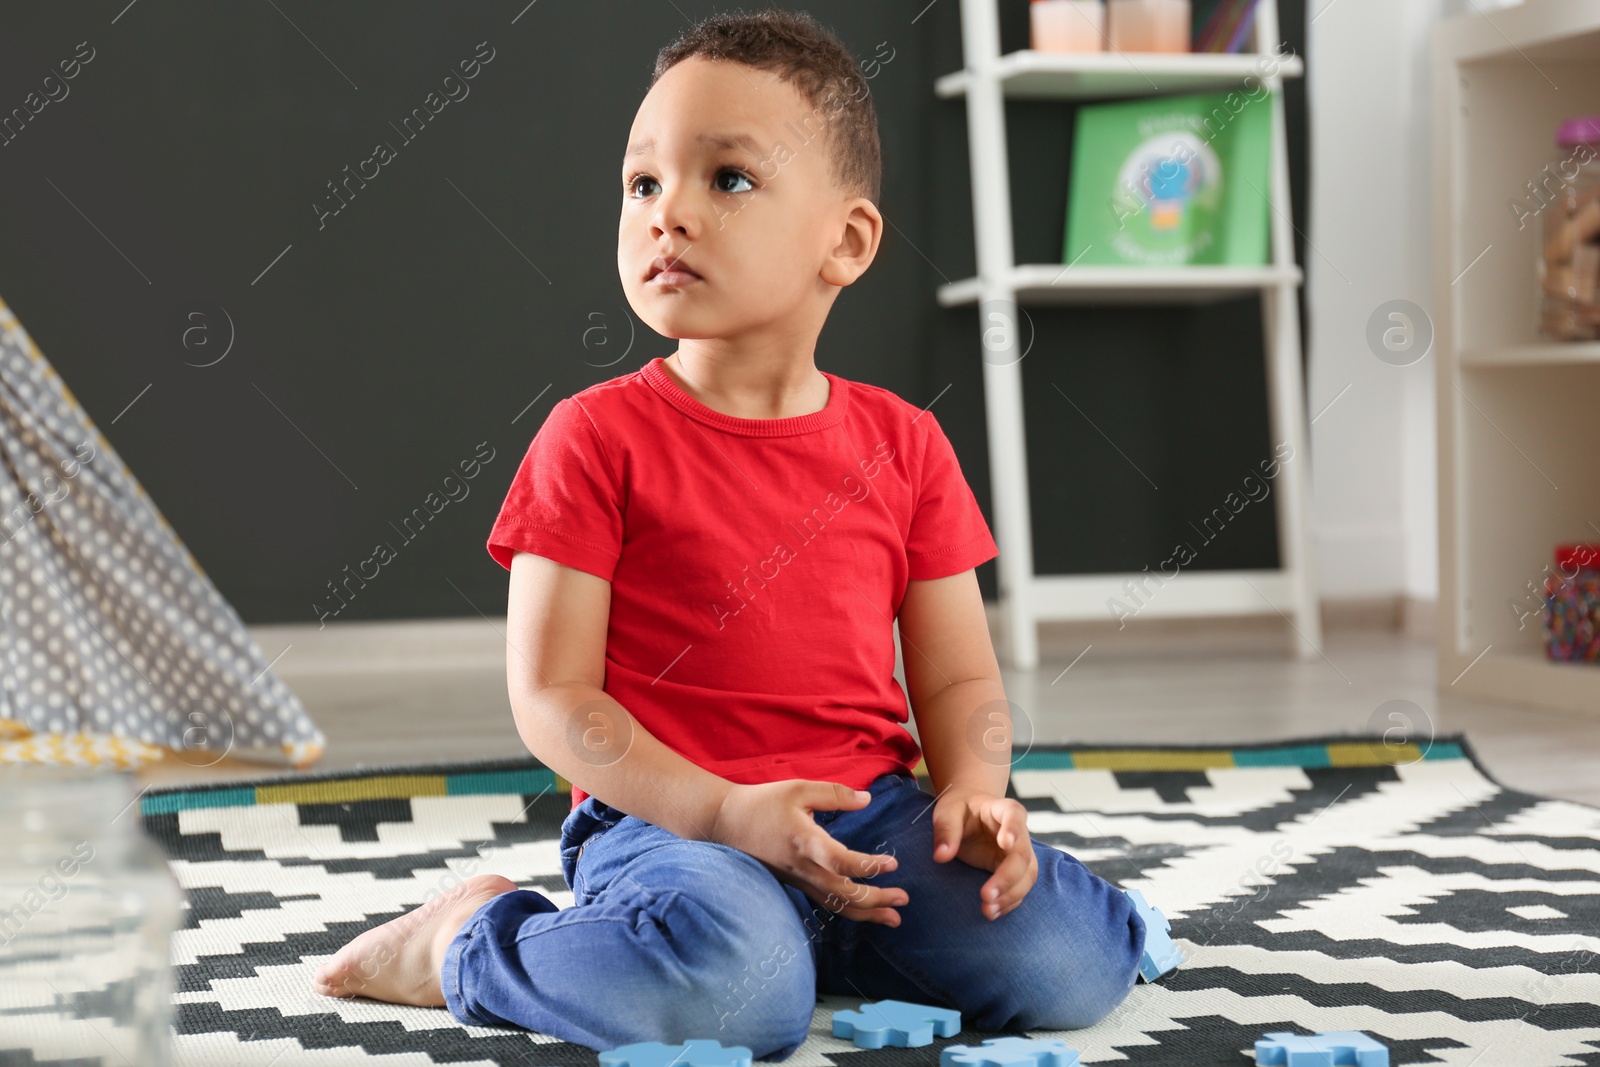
[
  {"xmin": 1544, "ymin": 543, "xmax": 1600, "ymax": 663},
  {"xmin": 1536, "ymin": 115, "xmax": 1600, "ymax": 341},
  {"xmin": 832, "ymin": 998, "xmax": 962, "ymax": 1049},
  {"xmin": 1254, "ymin": 1030, "xmax": 1389, "ymax": 1066},
  {"xmin": 599, "ymin": 1040, "xmax": 752, "ymax": 1067},
  {"xmin": 941, "ymin": 1036, "xmax": 1082, "ymax": 1067},
  {"xmin": 1124, "ymin": 887, "xmax": 1185, "ymax": 981}
]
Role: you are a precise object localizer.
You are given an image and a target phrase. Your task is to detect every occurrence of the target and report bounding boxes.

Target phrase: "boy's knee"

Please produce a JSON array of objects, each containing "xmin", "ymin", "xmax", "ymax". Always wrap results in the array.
[
  {"xmin": 676, "ymin": 932, "xmax": 816, "ymax": 1058},
  {"xmin": 1006, "ymin": 888, "xmax": 1143, "ymax": 1031},
  {"xmin": 1026, "ymin": 964, "xmax": 1136, "ymax": 1031},
  {"xmin": 1005, "ymin": 938, "xmax": 1137, "ymax": 1030},
  {"xmin": 709, "ymin": 988, "xmax": 816, "ymax": 1061},
  {"xmin": 648, "ymin": 879, "xmax": 816, "ymax": 1056}
]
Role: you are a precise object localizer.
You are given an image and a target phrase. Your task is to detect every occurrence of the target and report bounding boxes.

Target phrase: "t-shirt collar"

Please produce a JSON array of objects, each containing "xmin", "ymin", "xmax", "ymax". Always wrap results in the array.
[{"xmin": 640, "ymin": 356, "xmax": 849, "ymax": 437}]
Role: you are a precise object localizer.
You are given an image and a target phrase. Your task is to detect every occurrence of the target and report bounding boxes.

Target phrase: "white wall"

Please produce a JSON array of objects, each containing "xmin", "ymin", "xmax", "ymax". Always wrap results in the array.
[{"xmin": 1305, "ymin": 0, "xmax": 1445, "ymax": 601}]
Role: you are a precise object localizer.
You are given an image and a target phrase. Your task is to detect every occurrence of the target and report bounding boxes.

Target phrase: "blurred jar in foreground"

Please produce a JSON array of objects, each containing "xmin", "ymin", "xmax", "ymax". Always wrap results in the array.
[
  {"xmin": 1538, "ymin": 115, "xmax": 1600, "ymax": 341},
  {"xmin": 1031, "ymin": 0, "xmax": 1106, "ymax": 52},
  {"xmin": 0, "ymin": 767, "xmax": 184, "ymax": 1065},
  {"xmin": 1108, "ymin": 0, "xmax": 1191, "ymax": 53}
]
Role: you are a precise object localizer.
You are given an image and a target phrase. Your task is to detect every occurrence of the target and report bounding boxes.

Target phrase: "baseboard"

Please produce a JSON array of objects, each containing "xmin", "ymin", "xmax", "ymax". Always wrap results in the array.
[
  {"xmin": 980, "ymin": 594, "xmax": 1440, "ymax": 655},
  {"xmin": 1318, "ymin": 595, "xmax": 1401, "ymax": 631},
  {"xmin": 245, "ymin": 615, "xmax": 507, "ymax": 676},
  {"xmin": 1320, "ymin": 594, "xmax": 1436, "ymax": 637},
  {"xmin": 250, "ymin": 595, "xmax": 1442, "ymax": 679},
  {"xmin": 1400, "ymin": 595, "xmax": 1437, "ymax": 639}
]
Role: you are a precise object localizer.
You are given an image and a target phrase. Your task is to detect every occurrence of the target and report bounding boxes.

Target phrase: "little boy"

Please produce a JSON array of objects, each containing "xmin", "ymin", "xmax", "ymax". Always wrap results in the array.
[{"xmin": 313, "ymin": 9, "xmax": 1145, "ymax": 1059}]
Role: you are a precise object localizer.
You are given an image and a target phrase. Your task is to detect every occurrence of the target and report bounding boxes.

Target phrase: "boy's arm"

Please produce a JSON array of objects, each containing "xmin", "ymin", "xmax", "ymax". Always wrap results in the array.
[
  {"xmin": 504, "ymin": 550, "xmax": 734, "ymax": 841},
  {"xmin": 899, "ymin": 568, "xmax": 1011, "ymax": 799},
  {"xmin": 902, "ymin": 568, "xmax": 1038, "ymax": 921}
]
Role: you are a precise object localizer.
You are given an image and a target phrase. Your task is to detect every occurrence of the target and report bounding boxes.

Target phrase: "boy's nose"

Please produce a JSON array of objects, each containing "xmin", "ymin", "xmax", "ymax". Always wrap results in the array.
[
  {"xmin": 650, "ymin": 217, "xmax": 692, "ymax": 241},
  {"xmin": 650, "ymin": 190, "xmax": 697, "ymax": 239}
]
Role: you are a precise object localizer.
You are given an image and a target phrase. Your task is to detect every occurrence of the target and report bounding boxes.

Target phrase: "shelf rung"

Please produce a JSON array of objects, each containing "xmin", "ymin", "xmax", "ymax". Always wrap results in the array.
[
  {"xmin": 935, "ymin": 50, "xmax": 1305, "ymax": 101},
  {"xmin": 1029, "ymin": 570, "xmax": 1297, "ymax": 622},
  {"xmin": 938, "ymin": 265, "xmax": 1302, "ymax": 307}
]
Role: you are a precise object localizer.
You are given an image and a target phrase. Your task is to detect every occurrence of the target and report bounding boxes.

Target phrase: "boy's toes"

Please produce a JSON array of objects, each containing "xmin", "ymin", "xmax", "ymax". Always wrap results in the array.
[{"xmin": 311, "ymin": 948, "xmax": 366, "ymax": 998}]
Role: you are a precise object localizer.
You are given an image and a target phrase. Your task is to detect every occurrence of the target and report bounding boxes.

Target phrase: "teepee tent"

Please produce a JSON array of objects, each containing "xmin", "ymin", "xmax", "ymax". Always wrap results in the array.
[{"xmin": 0, "ymin": 294, "xmax": 324, "ymax": 769}]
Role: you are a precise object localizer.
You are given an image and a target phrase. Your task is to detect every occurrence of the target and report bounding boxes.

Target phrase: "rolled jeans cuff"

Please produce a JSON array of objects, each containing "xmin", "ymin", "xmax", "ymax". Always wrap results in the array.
[{"xmin": 439, "ymin": 894, "xmax": 505, "ymax": 1028}]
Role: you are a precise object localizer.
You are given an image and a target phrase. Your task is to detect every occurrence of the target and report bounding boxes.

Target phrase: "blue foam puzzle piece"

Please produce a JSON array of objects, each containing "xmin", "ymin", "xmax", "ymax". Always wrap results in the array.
[
  {"xmin": 832, "ymin": 998, "xmax": 962, "ymax": 1049},
  {"xmin": 1254, "ymin": 1030, "xmax": 1390, "ymax": 1067},
  {"xmin": 1124, "ymin": 887, "xmax": 1184, "ymax": 982},
  {"xmin": 940, "ymin": 1036, "xmax": 1081, "ymax": 1067},
  {"xmin": 599, "ymin": 1039, "xmax": 753, "ymax": 1067}
]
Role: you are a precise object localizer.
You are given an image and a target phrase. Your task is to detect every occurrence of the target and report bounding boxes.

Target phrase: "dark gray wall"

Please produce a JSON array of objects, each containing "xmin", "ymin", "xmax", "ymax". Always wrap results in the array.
[{"xmin": 0, "ymin": 1, "xmax": 1307, "ymax": 624}]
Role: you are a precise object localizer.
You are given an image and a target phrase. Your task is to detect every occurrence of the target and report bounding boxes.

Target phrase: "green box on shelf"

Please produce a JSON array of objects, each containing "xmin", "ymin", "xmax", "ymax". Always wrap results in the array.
[{"xmin": 1064, "ymin": 90, "xmax": 1272, "ymax": 267}]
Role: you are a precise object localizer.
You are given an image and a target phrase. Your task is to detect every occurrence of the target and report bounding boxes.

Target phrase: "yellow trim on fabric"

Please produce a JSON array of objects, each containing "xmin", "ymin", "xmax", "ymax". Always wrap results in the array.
[
  {"xmin": 1327, "ymin": 741, "xmax": 1423, "ymax": 766},
  {"xmin": 284, "ymin": 741, "xmax": 326, "ymax": 770},
  {"xmin": 0, "ymin": 730, "xmax": 165, "ymax": 769},
  {"xmin": 1070, "ymin": 750, "xmax": 1237, "ymax": 771},
  {"xmin": 256, "ymin": 775, "xmax": 448, "ymax": 806}
]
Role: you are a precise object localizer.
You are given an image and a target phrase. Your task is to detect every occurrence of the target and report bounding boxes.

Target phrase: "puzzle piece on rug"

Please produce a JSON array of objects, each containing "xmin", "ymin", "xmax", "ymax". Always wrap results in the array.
[
  {"xmin": 1254, "ymin": 1030, "xmax": 1390, "ymax": 1067},
  {"xmin": 1124, "ymin": 886, "xmax": 1184, "ymax": 981},
  {"xmin": 599, "ymin": 1039, "xmax": 753, "ymax": 1067},
  {"xmin": 832, "ymin": 998, "xmax": 962, "ymax": 1048},
  {"xmin": 940, "ymin": 1035, "xmax": 1081, "ymax": 1067}
]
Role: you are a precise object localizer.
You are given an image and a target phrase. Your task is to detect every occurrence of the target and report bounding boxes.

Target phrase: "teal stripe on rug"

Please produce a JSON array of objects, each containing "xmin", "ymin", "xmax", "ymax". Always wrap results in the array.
[
  {"xmin": 143, "ymin": 787, "xmax": 256, "ymax": 815},
  {"xmin": 447, "ymin": 768, "xmax": 557, "ymax": 796},
  {"xmin": 1233, "ymin": 744, "xmax": 1332, "ymax": 767},
  {"xmin": 1012, "ymin": 751, "xmax": 1076, "ymax": 770}
]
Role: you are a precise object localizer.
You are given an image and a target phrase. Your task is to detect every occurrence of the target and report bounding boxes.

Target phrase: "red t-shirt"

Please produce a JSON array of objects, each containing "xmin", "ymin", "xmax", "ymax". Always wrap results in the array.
[{"xmin": 487, "ymin": 357, "xmax": 999, "ymax": 812}]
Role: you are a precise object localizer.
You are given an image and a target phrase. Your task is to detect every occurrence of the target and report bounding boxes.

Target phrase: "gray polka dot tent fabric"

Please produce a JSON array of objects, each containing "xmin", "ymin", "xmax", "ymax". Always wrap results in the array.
[{"xmin": 0, "ymin": 295, "xmax": 324, "ymax": 769}]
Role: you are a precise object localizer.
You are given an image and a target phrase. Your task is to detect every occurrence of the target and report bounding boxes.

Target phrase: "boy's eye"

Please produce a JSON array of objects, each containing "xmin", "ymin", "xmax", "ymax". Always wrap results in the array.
[
  {"xmin": 625, "ymin": 168, "xmax": 755, "ymax": 199},
  {"xmin": 714, "ymin": 168, "xmax": 754, "ymax": 194}
]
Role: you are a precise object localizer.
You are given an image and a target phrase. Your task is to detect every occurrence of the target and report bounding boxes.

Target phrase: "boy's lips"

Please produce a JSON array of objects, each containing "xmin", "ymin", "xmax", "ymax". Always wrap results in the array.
[{"xmin": 645, "ymin": 255, "xmax": 702, "ymax": 286}]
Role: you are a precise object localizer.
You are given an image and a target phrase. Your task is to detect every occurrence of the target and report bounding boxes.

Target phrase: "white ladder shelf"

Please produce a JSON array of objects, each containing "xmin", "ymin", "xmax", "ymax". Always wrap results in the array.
[{"xmin": 940, "ymin": 0, "xmax": 1320, "ymax": 669}]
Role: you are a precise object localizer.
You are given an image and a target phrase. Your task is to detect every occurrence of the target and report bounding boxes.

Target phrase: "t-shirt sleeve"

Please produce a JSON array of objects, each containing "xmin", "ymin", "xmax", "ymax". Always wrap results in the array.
[
  {"xmin": 905, "ymin": 411, "xmax": 999, "ymax": 580},
  {"xmin": 486, "ymin": 397, "xmax": 624, "ymax": 580}
]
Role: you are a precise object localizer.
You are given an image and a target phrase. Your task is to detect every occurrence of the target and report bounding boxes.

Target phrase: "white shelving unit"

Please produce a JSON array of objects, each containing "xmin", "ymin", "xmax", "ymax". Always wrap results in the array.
[
  {"xmin": 1433, "ymin": 0, "xmax": 1600, "ymax": 717},
  {"xmin": 939, "ymin": 0, "xmax": 1319, "ymax": 669}
]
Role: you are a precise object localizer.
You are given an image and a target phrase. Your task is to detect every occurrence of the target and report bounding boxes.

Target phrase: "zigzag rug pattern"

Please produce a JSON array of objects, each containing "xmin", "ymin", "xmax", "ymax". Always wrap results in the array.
[{"xmin": 6, "ymin": 734, "xmax": 1598, "ymax": 1066}]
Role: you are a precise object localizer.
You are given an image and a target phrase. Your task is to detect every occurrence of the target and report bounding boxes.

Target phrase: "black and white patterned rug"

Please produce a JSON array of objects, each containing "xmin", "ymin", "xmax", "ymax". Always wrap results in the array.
[{"xmin": 12, "ymin": 734, "xmax": 1600, "ymax": 1066}]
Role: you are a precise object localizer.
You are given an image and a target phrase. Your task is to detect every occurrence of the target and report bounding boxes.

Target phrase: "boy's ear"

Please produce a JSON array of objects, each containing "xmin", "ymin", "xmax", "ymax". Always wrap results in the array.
[{"xmin": 820, "ymin": 197, "xmax": 884, "ymax": 287}]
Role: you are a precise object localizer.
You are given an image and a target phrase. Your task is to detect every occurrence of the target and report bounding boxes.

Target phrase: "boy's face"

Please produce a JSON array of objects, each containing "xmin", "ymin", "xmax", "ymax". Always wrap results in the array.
[{"xmin": 618, "ymin": 56, "xmax": 878, "ymax": 345}]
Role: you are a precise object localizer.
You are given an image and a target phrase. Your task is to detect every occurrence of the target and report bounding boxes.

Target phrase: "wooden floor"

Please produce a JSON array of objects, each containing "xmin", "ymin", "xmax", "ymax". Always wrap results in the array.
[{"xmin": 136, "ymin": 612, "xmax": 1600, "ymax": 808}]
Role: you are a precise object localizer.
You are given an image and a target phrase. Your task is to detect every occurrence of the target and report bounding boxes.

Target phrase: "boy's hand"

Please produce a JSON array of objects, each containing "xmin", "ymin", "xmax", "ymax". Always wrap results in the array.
[
  {"xmin": 930, "ymin": 785, "xmax": 1037, "ymax": 920},
  {"xmin": 711, "ymin": 780, "xmax": 908, "ymax": 927}
]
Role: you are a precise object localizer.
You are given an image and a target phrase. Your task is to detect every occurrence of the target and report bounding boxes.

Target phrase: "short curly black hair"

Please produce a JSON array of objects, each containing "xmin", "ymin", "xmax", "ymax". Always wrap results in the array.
[{"xmin": 650, "ymin": 7, "xmax": 882, "ymax": 205}]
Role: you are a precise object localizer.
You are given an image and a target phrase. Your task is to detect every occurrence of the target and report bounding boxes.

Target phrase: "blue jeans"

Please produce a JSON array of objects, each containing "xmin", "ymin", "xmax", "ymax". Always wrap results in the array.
[{"xmin": 440, "ymin": 771, "xmax": 1146, "ymax": 1060}]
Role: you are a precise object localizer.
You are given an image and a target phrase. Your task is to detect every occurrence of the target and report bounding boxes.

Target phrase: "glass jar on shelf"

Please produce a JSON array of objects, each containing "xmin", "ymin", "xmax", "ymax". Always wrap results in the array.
[
  {"xmin": 1031, "ymin": 0, "xmax": 1106, "ymax": 52},
  {"xmin": 1537, "ymin": 115, "xmax": 1600, "ymax": 342},
  {"xmin": 0, "ymin": 766, "xmax": 184, "ymax": 1065},
  {"xmin": 1107, "ymin": 0, "xmax": 1191, "ymax": 53}
]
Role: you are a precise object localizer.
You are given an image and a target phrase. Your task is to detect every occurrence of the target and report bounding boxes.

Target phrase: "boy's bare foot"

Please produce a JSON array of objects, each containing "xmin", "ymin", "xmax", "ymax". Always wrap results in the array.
[{"xmin": 311, "ymin": 873, "xmax": 518, "ymax": 1006}]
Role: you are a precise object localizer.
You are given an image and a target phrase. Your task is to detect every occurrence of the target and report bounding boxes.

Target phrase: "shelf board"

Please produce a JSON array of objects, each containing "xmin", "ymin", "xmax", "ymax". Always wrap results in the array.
[
  {"xmin": 1445, "ymin": 645, "xmax": 1600, "ymax": 718},
  {"xmin": 1461, "ymin": 342, "xmax": 1600, "ymax": 368},
  {"xmin": 935, "ymin": 50, "xmax": 1304, "ymax": 101},
  {"xmin": 1438, "ymin": 0, "xmax": 1600, "ymax": 65},
  {"xmin": 938, "ymin": 263, "xmax": 1301, "ymax": 307}
]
